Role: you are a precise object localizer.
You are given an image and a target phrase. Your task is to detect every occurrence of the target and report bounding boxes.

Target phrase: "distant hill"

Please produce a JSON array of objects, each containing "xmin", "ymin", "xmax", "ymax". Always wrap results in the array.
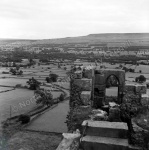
[
  {"xmin": 31, "ymin": 33, "xmax": 149, "ymax": 46},
  {"xmin": 1, "ymin": 33, "xmax": 149, "ymax": 47},
  {"xmin": 0, "ymin": 39, "xmax": 37, "ymax": 46}
]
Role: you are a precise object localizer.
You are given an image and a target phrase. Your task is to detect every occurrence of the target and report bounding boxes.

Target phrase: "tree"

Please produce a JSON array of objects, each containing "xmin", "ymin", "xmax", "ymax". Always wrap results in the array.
[
  {"xmin": 18, "ymin": 70, "xmax": 23, "ymax": 75},
  {"xmin": 12, "ymin": 62, "xmax": 16, "ymax": 67},
  {"xmin": 129, "ymin": 68, "xmax": 134, "ymax": 73},
  {"xmin": 9, "ymin": 68, "xmax": 17, "ymax": 75},
  {"xmin": 45, "ymin": 77, "xmax": 51, "ymax": 83},
  {"xmin": 122, "ymin": 67, "xmax": 129, "ymax": 72},
  {"xmin": 18, "ymin": 114, "xmax": 30, "ymax": 124},
  {"xmin": 34, "ymin": 89, "xmax": 53, "ymax": 106},
  {"xmin": 28, "ymin": 58, "xmax": 35, "ymax": 66},
  {"xmin": 16, "ymin": 65, "xmax": 20, "ymax": 71},
  {"xmin": 135, "ymin": 75, "xmax": 146, "ymax": 83},
  {"xmin": 49, "ymin": 74, "xmax": 58, "ymax": 82},
  {"xmin": 26, "ymin": 77, "xmax": 41, "ymax": 90},
  {"xmin": 59, "ymin": 93, "xmax": 65, "ymax": 101}
]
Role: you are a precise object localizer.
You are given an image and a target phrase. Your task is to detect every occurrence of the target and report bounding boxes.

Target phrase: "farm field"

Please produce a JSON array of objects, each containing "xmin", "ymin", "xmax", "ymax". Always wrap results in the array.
[
  {"xmin": 0, "ymin": 78, "xmax": 28, "ymax": 86},
  {"xmin": 0, "ymin": 64, "xmax": 69, "ymax": 124},
  {"xmin": 0, "ymin": 87, "xmax": 14, "ymax": 92},
  {"xmin": 0, "ymin": 88, "xmax": 35, "ymax": 123}
]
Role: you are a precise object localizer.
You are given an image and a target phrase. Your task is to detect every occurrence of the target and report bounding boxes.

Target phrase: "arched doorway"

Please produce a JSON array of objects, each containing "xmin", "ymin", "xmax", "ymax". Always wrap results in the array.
[
  {"xmin": 94, "ymin": 69, "xmax": 125, "ymax": 108},
  {"xmin": 105, "ymin": 74, "xmax": 119, "ymax": 104}
]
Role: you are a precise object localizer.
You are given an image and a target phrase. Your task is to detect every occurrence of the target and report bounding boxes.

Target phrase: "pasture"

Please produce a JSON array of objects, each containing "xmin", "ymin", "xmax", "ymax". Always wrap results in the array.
[{"xmin": 0, "ymin": 63, "xmax": 69, "ymax": 123}]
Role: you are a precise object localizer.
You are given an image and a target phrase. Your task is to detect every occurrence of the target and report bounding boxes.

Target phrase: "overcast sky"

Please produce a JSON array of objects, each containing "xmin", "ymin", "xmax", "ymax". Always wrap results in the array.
[{"xmin": 0, "ymin": 0, "xmax": 149, "ymax": 39}]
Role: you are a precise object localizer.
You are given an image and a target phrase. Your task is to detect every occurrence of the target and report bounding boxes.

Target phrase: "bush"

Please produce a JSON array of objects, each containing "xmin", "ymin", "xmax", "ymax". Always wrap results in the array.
[
  {"xmin": 2, "ymin": 71, "xmax": 9, "ymax": 74},
  {"xmin": 45, "ymin": 77, "xmax": 51, "ymax": 83},
  {"xmin": 135, "ymin": 75, "xmax": 146, "ymax": 83},
  {"xmin": 26, "ymin": 77, "xmax": 41, "ymax": 90},
  {"xmin": 15, "ymin": 84, "xmax": 22, "ymax": 88},
  {"xmin": 59, "ymin": 93, "xmax": 65, "ymax": 101},
  {"xmin": 49, "ymin": 74, "xmax": 58, "ymax": 82},
  {"xmin": 18, "ymin": 115, "xmax": 30, "ymax": 124},
  {"xmin": 35, "ymin": 89, "xmax": 53, "ymax": 106}
]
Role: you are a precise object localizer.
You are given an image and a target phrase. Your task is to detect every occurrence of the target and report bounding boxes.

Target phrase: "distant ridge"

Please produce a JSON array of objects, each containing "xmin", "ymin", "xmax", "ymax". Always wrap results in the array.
[
  {"xmin": 0, "ymin": 33, "xmax": 149, "ymax": 46},
  {"xmin": 31, "ymin": 33, "xmax": 149, "ymax": 45}
]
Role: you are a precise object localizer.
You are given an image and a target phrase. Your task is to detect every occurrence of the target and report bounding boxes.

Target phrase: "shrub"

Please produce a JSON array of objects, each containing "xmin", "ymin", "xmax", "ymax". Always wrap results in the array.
[
  {"xmin": 45, "ymin": 77, "xmax": 51, "ymax": 83},
  {"xmin": 2, "ymin": 71, "xmax": 9, "ymax": 74},
  {"xmin": 129, "ymin": 68, "xmax": 135, "ymax": 73},
  {"xmin": 18, "ymin": 114, "xmax": 30, "ymax": 124},
  {"xmin": 15, "ymin": 84, "xmax": 22, "ymax": 88},
  {"xmin": 35, "ymin": 89, "xmax": 53, "ymax": 106},
  {"xmin": 49, "ymin": 74, "xmax": 58, "ymax": 82},
  {"xmin": 135, "ymin": 75, "xmax": 146, "ymax": 83},
  {"xmin": 59, "ymin": 93, "xmax": 65, "ymax": 101},
  {"xmin": 26, "ymin": 77, "xmax": 41, "ymax": 90}
]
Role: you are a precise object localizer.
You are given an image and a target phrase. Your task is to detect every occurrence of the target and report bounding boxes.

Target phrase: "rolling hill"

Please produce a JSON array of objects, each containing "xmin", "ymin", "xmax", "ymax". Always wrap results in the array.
[
  {"xmin": 31, "ymin": 33, "xmax": 149, "ymax": 47},
  {"xmin": 1, "ymin": 33, "xmax": 149, "ymax": 47}
]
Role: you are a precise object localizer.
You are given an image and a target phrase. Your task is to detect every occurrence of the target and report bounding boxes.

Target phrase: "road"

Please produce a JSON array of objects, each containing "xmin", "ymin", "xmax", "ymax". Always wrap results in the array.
[{"xmin": 26, "ymin": 100, "xmax": 69, "ymax": 133}]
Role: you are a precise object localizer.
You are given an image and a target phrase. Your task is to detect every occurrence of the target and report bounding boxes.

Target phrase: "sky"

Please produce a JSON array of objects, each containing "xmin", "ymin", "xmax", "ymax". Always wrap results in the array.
[{"xmin": 0, "ymin": 0, "xmax": 149, "ymax": 39}]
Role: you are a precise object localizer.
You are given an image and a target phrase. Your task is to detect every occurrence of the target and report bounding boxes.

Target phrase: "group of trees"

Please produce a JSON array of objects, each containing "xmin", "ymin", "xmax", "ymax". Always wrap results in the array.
[
  {"xmin": 45, "ymin": 74, "xmax": 59, "ymax": 83},
  {"xmin": 26, "ymin": 77, "xmax": 41, "ymax": 90},
  {"xmin": 135, "ymin": 75, "xmax": 146, "ymax": 83},
  {"xmin": 34, "ymin": 89, "xmax": 53, "ymax": 106},
  {"xmin": 34, "ymin": 90, "xmax": 65, "ymax": 106},
  {"xmin": 122, "ymin": 67, "xmax": 135, "ymax": 73},
  {"xmin": 9, "ymin": 67, "xmax": 23, "ymax": 75}
]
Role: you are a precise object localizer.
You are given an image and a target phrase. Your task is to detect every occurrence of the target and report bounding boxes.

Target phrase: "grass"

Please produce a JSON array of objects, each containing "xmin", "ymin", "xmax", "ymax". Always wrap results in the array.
[
  {"xmin": 4, "ymin": 131, "xmax": 62, "ymax": 150},
  {"xmin": 0, "ymin": 87, "xmax": 14, "ymax": 92},
  {"xmin": 0, "ymin": 89, "xmax": 35, "ymax": 123}
]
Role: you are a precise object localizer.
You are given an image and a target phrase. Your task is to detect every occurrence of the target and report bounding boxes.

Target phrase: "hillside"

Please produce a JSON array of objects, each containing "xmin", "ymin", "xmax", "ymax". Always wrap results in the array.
[
  {"xmin": 0, "ymin": 33, "xmax": 149, "ymax": 47},
  {"xmin": 0, "ymin": 39, "xmax": 37, "ymax": 46},
  {"xmin": 31, "ymin": 33, "xmax": 149, "ymax": 46}
]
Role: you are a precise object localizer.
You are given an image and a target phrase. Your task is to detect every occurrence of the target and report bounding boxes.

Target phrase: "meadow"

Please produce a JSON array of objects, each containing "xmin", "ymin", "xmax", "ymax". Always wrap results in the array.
[{"xmin": 0, "ymin": 64, "xmax": 68, "ymax": 123}]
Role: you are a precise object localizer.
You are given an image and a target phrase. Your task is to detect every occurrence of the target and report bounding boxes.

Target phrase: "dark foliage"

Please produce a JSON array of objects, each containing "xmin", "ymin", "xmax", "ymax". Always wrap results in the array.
[
  {"xmin": 45, "ymin": 77, "xmax": 51, "ymax": 83},
  {"xmin": 70, "ymin": 79, "xmax": 83, "ymax": 107},
  {"xmin": 135, "ymin": 75, "xmax": 146, "ymax": 83},
  {"xmin": 34, "ymin": 89, "xmax": 53, "ymax": 106},
  {"xmin": 59, "ymin": 93, "xmax": 65, "ymax": 101},
  {"xmin": 49, "ymin": 74, "xmax": 58, "ymax": 82},
  {"xmin": 18, "ymin": 114, "xmax": 30, "ymax": 124},
  {"xmin": 26, "ymin": 77, "xmax": 41, "ymax": 90}
]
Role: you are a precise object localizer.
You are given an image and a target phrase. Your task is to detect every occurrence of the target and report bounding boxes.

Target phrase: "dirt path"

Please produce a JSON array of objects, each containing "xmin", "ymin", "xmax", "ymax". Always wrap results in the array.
[{"xmin": 26, "ymin": 100, "xmax": 69, "ymax": 133}]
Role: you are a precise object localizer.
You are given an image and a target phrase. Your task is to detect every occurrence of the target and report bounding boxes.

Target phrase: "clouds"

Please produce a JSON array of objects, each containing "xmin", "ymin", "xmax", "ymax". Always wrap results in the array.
[{"xmin": 0, "ymin": 0, "xmax": 149, "ymax": 39}]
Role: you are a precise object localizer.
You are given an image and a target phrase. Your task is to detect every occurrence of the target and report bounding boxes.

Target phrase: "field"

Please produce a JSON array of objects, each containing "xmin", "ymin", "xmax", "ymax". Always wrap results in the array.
[
  {"xmin": 0, "ymin": 89, "xmax": 34, "ymax": 123},
  {"xmin": 0, "ymin": 87, "xmax": 14, "ymax": 92},
  {"xmin": 0, "ymin": 64, "xmax": 69, "ymax": 124}
]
